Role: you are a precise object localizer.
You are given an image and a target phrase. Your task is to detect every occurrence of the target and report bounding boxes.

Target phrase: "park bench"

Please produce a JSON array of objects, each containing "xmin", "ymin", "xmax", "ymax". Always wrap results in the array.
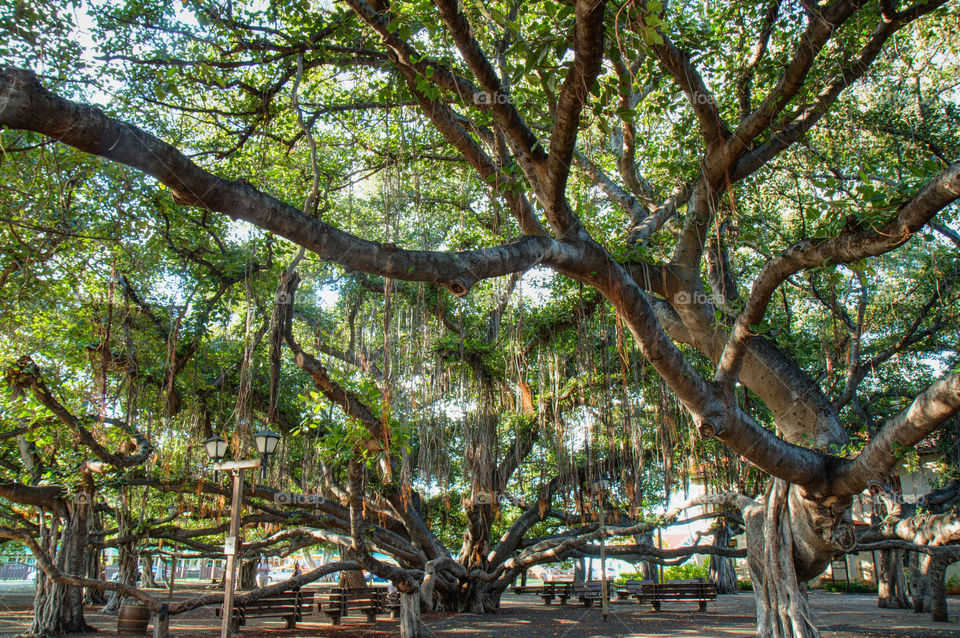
[
  {"xmin": 383, "ymin": 591, "xmax": 401, "ymax": 618},
  {"xmin": 214, "ymin": 588, "xmax": 311, "ymax": 632},
  {"xmin": 617, "ymin": 579, "xmax": 654, "ymax": 600},
  {"xmin": 316, "ymin": 586, "xmax": 387, "ymax": 625},
  {"xmin": 538, "ymin": 581, "xmax": 573, "ymax": 605},
  {"xmin": 633, "ymin": 579, "xmax": 717, "ymax": 612},
  {"xmin": 574, "ymin": 581, "xmax": 614, "ymax": 607}
]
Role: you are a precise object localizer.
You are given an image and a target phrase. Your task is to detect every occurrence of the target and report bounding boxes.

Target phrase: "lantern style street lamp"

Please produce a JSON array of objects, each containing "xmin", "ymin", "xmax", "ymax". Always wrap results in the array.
[
  {"xmin": 200, "ymin": 431, "xmax": 281, "ymax": 638},
  {"xmin": 590, "ymin": 473, "xmax": 612, "ymax": 621},
  {"xmin": 204, "ymin": 436, "xmax": 228, "ymax": 462},
  {"xmin": 204, "ymin": 436, "xmax": 228, "ymax": 483},
  {"xmin": 253, "ymin": 428, "xmax": 281, "ymax": 479}
]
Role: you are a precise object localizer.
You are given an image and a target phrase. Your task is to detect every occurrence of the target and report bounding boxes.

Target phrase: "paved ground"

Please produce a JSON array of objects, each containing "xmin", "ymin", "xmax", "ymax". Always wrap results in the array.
[{"xmin": 1, "ymin": 587, "xmax": 959, "ymax": 637}]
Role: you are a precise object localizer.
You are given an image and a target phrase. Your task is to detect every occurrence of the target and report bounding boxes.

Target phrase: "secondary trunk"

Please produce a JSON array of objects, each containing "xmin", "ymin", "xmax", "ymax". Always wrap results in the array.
[
  {"xmin": 877, "ymin": 548, "xmax": 910, "ymax": 609},
  {"xmin": 399, "ymin": 589, "xmax": 422, "ymax": 638},
  {"xmin": 103, "ymin": 499, "xmax": 138, "ymax": 614},
  {"xmin": 910, "ymin": 553, "xmax": 949, "ymax": 621},
  {"xmin": 84, "ymin": 512, "xmax": 106, "ymax": 605},
  {"xmin": 31, "ymin": 502, "xmax": 93, "ymax": 636},
  {"xmin": 709, "ymin": 520, "xmax": 738, "ymax": 594},
  {"xmin": 338, "ymin": 548, "xmax": 366, "ymax": 589},
  {"xmin": 139, "ymin": 552, "xmax": 159, "ymax": 588},
  {"xmin": 239, "ymin": 557, "xmax": 257, "ymax": 589}
]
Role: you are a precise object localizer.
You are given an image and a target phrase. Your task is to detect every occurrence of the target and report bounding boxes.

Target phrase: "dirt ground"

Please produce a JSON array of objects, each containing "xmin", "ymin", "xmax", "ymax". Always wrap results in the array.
[{"xmin": 1, "ymin": 589, "xmax": 959, "ymax": 637}]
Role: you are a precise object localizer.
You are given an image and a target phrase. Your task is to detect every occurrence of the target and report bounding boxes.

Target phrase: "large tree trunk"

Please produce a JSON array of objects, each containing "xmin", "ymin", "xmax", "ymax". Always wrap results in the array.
[
  {"xmin": 635, "ymin": 533, "xmax": 659, "ymax": 582},
  {"xmin": 745, "ymin": 480, "xmax": 851, "ymax": 638},
  {"xmin": 338, "ymin": 548, "xmax": 366, "ymax": 589},
  {"xmin": 139, "ymin": 552, "xmax": 159, "ymax": 588},
  {"xmin": 910, "ymin": 551, "xmax": 927, "ymax": 614},
  {"xmin": 456, "ymin": 413, "xmax": 498, "ymax": 613},
  {"xmin": 102, "ymin": 499, "xmax": 138, "ymax": 614},
  {"xmin": 399, "ymin": 590, "xmax": 422, "ymax": 638},
  {"xmin": 84, "ymin": 512, "xmax": 106, "ymax": 605},
  {"xmin": 239, "ymin": 557, "xmax": 257, "ymax": 590},
  {"xmin": 927, "ymin": 557, "xmax": 948, "ymax": 622},
  {"xmin": 710, "ymin": 520, "xmax": 738, "ymax": 594},
  {"xmin": 910, "ymin": 553, "xmax": 949, "ymax": 621},
  {"xmin": 877, "ymin": 548, "xmax": 910, "ymax": 609},
  {"xmin": 31, "ymin": 502, "xmax": 93, "ymax": 636}
]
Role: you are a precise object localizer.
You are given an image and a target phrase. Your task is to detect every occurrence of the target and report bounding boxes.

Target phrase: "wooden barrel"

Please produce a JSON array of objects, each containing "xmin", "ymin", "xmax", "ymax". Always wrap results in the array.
[{"xmin": 117, "ymin": 600, "xmax": 150, "ymax": 634}]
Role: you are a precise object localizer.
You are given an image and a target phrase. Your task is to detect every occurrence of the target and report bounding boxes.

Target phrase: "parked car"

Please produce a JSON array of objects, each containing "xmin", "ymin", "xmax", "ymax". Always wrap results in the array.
[{"xmin": 267, "ymin": 568, "xmax": 293, "ymax": 583}]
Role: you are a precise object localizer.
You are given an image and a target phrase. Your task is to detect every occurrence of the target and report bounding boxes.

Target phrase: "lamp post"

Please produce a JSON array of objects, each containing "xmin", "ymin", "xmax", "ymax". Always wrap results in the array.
[
  {"xmin": 591, "ymin": 475, "xmax": 612, "ymax": 622},
  {"xmin": 203, "ymin": 431, "xmax": 280, "ymax": 638},
  {"xmin": 166, "ymin": 504, "xmax": 178, "ymax": 601},
  {"xmin": 252, "ymin": 429, "xmax": 281, "ymax": 480},
  {"xmin": 204, "ymin": 436, "xmax": 227, "ymax": 481}
]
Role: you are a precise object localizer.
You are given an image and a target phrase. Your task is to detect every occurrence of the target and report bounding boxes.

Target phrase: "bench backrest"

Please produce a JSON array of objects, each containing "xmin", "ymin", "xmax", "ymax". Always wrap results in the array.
[{"xmin": 573, "ymin": 581, "xmax": 603, "ymax": 595}]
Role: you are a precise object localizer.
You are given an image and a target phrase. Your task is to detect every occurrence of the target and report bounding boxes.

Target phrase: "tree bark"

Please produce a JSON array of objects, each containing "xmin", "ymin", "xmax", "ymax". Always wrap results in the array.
[
  {"xmin": 103, "ymin": 500, "xmax": 138, "ymax": 614},
  {"xmin": 877, "ymin": 548, "xmax": 910, "ymax": 609},
  {"xmin": 400, "ymin": 590, "xmax": 422, "ymax": 638},
  {"xmin": 31, "ymin": 503, "xmax": 93, "ymax": 636},
  {"xmin": 910, "ymin": 551, "xmax": 928, "ymax": 614},
  {"xmin": 710, "ymin": 521, "xmax": 739, "ymax": 594},
  {"xmin": 746, "ymin": 481, "xmax": 824, "ymax": 638},
  {"xmin": 84, "ymin": 512, "xmax": 106, "ymax": 605},
  {"xmin": 927, "ymin": 556, "xmax": 948, "ymax": 622},
  {"xmin": 139, "ymin": 552, "xmax": 159, "ymax": 588},
  {"xmin": 338, "ymin": 547, "xmax": 366, "ymax": 589},
  {"xmin": 239, "ymin": 558, "xmax": 257, "ymax": 590}
]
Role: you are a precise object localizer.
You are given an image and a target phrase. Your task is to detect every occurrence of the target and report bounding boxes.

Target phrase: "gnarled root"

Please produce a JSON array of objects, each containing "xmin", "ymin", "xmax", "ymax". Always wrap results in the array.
[{"xmin": 750, "ymin": 479, "xmax": 821, "ymax": 638}]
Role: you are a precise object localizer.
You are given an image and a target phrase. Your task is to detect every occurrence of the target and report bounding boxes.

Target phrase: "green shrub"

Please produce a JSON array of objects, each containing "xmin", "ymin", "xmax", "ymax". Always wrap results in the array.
[
  {"xmin": 663, "ymin": 561, "xmax": 708, "ymax": 581},
  {"xmin": 614, "ymin": 570, "xmax": 644, "ymax": 585},
  {"xmin": 822, "ymin": 579, "xmax": 877, "ymax": 593},
  {"xmin": 737, "ymin": 579, "xmax": 753, "ymax": 591}
]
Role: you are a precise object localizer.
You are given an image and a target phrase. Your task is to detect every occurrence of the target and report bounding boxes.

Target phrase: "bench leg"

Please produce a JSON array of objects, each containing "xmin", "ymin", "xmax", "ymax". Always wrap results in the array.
[
  {"xmin": 285, "ymin": 616, "xmax": 297, "ymax": 629},
  {"xmin": 541, "ymin": 597, "xmax": 552, "ymax": 605},
  {"xmin": 652, "ymin": 601, "xmax": 661, "ymax": 612},
  {"xmin": 366, "ymin": 611, "xmax": 378, "ymax": 622},
  {"xmin": 698, "ymin": 601, "xmax": 707, "ymax": 612},
  {"xmin": 328, "ymin": 614, "xmax": 342, "ymax": 626},
  {"xmin": 152, "ymin": 604, "xmax": 170, "ymax": 638}
]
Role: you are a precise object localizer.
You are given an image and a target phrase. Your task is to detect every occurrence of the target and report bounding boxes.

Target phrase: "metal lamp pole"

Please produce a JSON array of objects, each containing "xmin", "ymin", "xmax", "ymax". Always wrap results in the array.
[
  {"xmin": 599, "ymin": 486, "xmax": 610, "ymax": 622},
  {"xmin": 212, "ymin": 459, "xmax": 260, "ymax": 638},
  {"xmin": 592, "ymin": 476, "xmax": 610, "ymax": 622}
]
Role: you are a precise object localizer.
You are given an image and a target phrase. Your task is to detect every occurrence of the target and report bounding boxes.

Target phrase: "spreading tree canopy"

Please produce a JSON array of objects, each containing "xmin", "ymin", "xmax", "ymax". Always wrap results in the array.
[{"xmin": 0, "ymin": 1, "xmax": 959, "ymax": 636}]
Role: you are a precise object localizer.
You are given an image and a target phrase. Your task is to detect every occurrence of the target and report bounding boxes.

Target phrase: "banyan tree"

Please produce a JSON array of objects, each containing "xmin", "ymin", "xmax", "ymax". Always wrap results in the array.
[{"xmin": 1, "ymin": 1, "xmax": 960, "ymax": 637}]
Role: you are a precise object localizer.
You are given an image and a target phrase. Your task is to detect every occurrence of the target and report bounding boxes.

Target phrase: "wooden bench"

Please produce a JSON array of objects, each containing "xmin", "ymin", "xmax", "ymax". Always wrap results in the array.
[
  {"xmin": 616, "ymin": 579, "xmax": 652, "ymax": 601},
  {"xmin": 315, "ymin": 587, "xmax": 386, "ymax": 625},
  {"xmin": 633, "ymin": 579, "xmax": 717, "ymax": 612},
  {"xmin": 538, "ymin": 581, "xmax": 573, "ymax": 605},
  {"xmin": 214, "ymin": 588, "xmax": 310, "ymax": 631},
  {"xmin": 574, "ymin": 581, "xmax": 613, "ymax": 607},
  {"xmin": 383, "ymin": 591, "xmax": 401, "ymax": 618}
]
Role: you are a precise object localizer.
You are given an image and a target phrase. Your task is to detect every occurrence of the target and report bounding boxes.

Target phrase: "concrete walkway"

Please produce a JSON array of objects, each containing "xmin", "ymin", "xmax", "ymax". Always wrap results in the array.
[{"xmin": 0, "ymin": 588, "xmax": 958, "ymax": 636}]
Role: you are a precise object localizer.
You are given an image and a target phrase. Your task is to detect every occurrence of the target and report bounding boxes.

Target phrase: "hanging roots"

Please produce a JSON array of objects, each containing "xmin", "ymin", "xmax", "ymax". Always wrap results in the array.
[{"xmin": 751, "ymin": 479, "xmax": 821, "ymax": 638}]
